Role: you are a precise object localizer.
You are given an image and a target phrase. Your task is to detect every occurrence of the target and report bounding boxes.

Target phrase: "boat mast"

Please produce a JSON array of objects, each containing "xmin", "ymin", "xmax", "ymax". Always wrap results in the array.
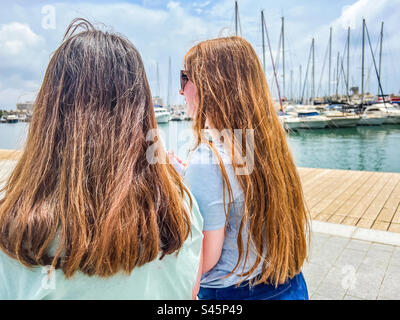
[
  {"xmin": 378, "ymin": 21, "xmax": 384, "ymax": 97},
  {"xmin": 347, "ymin": 27, "xmax": 350, "ymax": 98},
  {"xmin": 301, "ymin": 39, "xmax": 313, "ymax": 104},
  {"xmin": 299, "ymin": 65, "xmax": 302, "ymax": 103},
  {"xmin": 365, "ymin": 21, "xmax": 387, "ymax": 108},
  {"xmin": 312, "ymin": 38, "xmax": 315, "ymax": 103},
  {"xmin": 156, "ymin": 62, "xmax": 160, "ymax": 98},
  {"xmin": 167, "ymin": 56, "xmax": 172, "ymax": 108},
  {"xmin": 235, "ymin": 1, "xmax": 238, "ymax": 36},
  {"xmin": 328, "ymin": 27, "xmax": 332, "ymax": 99},
  {"xmin": 261, "ymin": 10, "xmax": 266, "ymax": 72},
  {"xmin": 361, "ymin": 18, "xmax": 365, "ymax": 106},
  {"xmin": 336, "ymin": 51, "xmax": 340, "ymax": 98},
  {"xmin": 282, "ymin": 17, "xmax": 285, "ymax": 100},
  {"xmin": 290, "ymin": 69, "xmax": 293, "ymax": 102}
]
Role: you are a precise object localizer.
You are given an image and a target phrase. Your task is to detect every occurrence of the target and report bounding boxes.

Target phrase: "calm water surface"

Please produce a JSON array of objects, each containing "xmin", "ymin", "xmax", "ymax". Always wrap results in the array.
[{"xmin": 1, "ymin": 121, "xmax": 400, "ymax": 173}]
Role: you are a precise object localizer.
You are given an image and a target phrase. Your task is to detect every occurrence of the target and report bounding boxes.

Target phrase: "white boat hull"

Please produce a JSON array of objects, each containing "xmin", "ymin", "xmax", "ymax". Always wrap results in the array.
[
  {"xmin": 282, "ymin": 117, "xmax": 301, "ymax": 131},
  {"xmin": 384, "ymin": 116, "xmax": 400, "ymax": 124},
  {"xmin": 284, "ymin": 121, "xmax": 301, "ymax": 131},
  {"xmin": 358, "ymin": 117, "xmax": 385, "ymax": 126},
  {"xmin": 299, "ymin": 119, "xmax": 327, "ymax": 129},
  {"xmin": 156, "ymin": 113, "xmax": 170, "ymax": 124},
  {"xmin": 327, "ymin": 117, "xmax": 360, "ymax": 128}
]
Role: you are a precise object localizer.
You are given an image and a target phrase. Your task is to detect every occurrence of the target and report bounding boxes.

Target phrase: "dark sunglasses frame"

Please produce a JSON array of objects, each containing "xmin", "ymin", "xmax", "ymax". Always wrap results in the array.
[{"xmin": 180, "ymin": 70, "xmax": 189, "ymax": 91}]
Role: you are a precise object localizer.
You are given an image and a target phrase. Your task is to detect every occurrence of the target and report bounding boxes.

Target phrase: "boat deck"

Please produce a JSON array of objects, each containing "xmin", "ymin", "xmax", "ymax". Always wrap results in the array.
[
  {"xmin": 299, "ymin": 167, "xmax": 400, "ymax": 233},
  {"xmin": 1, "ymin": 149, "xmax": 399, "ymax": 234}
]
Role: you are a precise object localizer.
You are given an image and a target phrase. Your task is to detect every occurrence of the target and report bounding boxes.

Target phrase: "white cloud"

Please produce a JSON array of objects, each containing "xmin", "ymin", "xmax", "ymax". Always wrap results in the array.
[
  {"xmin": 167, "ymin": 1, "xmax": 181, "ymax": 10},
  {"xmin": 334, "ymin": 0, "xmax": 394, "ymax": 30},
  {"xmin": 0, "ymin": 22, "xmax": 43, "ymax": 55},
  {"xmin": 193, "ymin": 1, "xmax": 211, "ymax": 8}
]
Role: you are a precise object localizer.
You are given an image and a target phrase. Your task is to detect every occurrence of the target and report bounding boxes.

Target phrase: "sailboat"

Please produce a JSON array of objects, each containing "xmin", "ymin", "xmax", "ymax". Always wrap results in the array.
[
  {"xmin": 368, "ymin": 103, "xmax": 400, "ymax": 124},
  {"xmin": 153, "ymin": 62, "xmax": 170, "ymax": 124},
  {"xmin": 358, "ymin": 105, "xmax": 386, "ymax": 126}
]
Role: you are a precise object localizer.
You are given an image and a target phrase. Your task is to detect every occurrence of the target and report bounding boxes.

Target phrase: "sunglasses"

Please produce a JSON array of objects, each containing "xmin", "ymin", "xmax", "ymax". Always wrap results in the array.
[{"xmin": 180, "ymin": 70, "xmax": 189, "ymax": 91}]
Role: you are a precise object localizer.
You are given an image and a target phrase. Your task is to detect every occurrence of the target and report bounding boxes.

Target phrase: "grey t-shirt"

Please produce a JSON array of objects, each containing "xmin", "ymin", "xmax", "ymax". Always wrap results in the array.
[{"xmin": 184, "ymin": 142, "xmax": 263, "ymax": 288}]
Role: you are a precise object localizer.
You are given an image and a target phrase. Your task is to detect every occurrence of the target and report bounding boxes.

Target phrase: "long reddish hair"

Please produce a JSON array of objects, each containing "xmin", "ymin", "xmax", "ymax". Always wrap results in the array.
[
  {"xmin": 184, "ymin": 36, "xmax": 310, "ymax": 286},
  {"xmin": 0, "ymin": 19, "xmax": 192, "ymax": 277}
]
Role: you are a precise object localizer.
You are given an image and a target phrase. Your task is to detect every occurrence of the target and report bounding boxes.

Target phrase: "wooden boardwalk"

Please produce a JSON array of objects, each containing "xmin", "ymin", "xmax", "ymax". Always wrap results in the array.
[
  {"xmin": 1, "ymin": 149, "xmax": 400, "ymax": 234},
  {"xmin": 298, "ymin": 167, "xmax": 400, "ymax": 234}
]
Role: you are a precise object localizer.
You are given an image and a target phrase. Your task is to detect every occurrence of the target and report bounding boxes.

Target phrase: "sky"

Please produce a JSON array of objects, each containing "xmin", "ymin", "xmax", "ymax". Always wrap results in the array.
[{"xmin": 0, "ymin": 0, "xmax": 399, "ymax": 109}]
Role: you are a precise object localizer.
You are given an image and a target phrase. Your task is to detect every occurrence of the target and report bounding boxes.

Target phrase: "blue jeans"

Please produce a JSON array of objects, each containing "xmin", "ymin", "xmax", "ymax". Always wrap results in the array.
[{"xmin": 198, "ymin": 272, "xmax": 308, "ymax": 300}]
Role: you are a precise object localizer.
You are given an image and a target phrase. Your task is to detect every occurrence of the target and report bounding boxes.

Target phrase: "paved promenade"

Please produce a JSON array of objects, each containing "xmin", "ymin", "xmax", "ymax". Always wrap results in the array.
[{"xmin": 305, "ymin": 221, "xmax": 400, "ymax": 300}]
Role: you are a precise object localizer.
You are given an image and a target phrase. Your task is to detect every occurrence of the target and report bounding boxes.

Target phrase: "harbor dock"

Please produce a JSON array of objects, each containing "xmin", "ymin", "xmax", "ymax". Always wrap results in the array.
[{"xmin": 298, "ymin": 167, "xmax": 400, "ymax": 233}]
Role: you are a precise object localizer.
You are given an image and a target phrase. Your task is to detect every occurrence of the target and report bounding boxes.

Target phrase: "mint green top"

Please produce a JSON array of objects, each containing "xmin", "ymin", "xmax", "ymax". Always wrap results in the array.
[{"xmin": 0, "ymin": 194, "xmax": 203, "ymax": 300}]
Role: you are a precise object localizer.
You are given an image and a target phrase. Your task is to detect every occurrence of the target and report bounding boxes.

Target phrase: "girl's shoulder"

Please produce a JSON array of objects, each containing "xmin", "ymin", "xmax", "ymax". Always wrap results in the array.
[
  {"xmin": 185, "ymin": 143, "xmax": 244, "ymax": 203},
  {"xmin": 189, "ymin": 142, "xmax": 232, "ymax": 166}
]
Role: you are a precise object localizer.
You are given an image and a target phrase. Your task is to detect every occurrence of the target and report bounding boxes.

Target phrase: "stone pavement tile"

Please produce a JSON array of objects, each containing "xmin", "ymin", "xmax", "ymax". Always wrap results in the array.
[
  {"xmin": 390, "ymin": 247, "xmax": 400, "ymax": 266},
  {"xmin": 308, "ymin": 235, "xmax": 350, "ymax": 268},
  {"xmin": 309, "ymin": 247, "xmax": 342, "ymax": 269},
  {"xmin": 362, "ymin": 247, "xmax": 393, "ymax": 269},
  {"xmin": 308, "ymin": 245, "xmax": 322, "ymax": 260},
  {"xmin": 323, "ymin": 235, "xmax": 351, "ymax": 250},
  {"xmin": 378, "ymin": 264, "xmax": 400, "ymax": 299},
  {"xmin": 334, "ymin": 248, "xmax": 366, "ymax": 270},
  {"xmin": 309, "ymin": 233, "xmax": 330, "ymax": 253},
  {"xmin": 369, "ymin": 243, "xmax": 396, "ymax": 253},
  {"xmin": 346, "ymin": 239, "xmax": 371, "ymax": 252},
  {"xmin": 317, "ymin": 266, "xmax": 354, "ymax": 299},
  {"xmin": 311, "ymin": 232, "xmax": 331, "ymax": 242},
  {"xmin": 314, "ymin": 279, "xmax": 346, "ymax": 300},
  {"xmin": 302, "ymin": 262, "xmax": 330, "ymax": 294},
  {"xmin": 346, "ymin": 264, "xmax": 385, "ymax": 300}
]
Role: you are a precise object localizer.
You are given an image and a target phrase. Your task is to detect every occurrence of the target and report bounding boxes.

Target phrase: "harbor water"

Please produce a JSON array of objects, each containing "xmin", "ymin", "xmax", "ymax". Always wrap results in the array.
[{"xmin": 1, "ymin": 121, "xmax": 400, "ymax": 173}]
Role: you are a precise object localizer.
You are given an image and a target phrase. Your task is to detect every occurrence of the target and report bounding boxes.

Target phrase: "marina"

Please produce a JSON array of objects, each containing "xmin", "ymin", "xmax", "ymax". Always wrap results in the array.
[
  {"xmin": 280, "ymin": 103, "xmax": 400, "ymax": 131},
  {"xmin": 1, "ymin": 121, "xmax": 400, "ymax": 173}
]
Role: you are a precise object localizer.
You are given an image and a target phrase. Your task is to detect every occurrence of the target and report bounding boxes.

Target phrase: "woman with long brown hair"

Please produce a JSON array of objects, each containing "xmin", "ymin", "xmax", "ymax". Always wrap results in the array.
[
  {"xmin": 178, "ymin": 36, "xmax": 310, "ymax": 300},
  {"xmin": 0, "ymin": 18, "xmax": 203, "ymax": 299}
]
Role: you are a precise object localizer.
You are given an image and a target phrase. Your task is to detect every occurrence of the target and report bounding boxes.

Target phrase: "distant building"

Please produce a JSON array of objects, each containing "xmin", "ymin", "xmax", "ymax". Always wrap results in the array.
[
  {"xmin": 152, "ymin": 96, "xmax": 164, "ymax": 107},
  {"xmin": 350, "ymin": 87, "xmax": 359, "ymax": 95},
  {"xmin": 16, "ymin": 101, "xmax": 34, "ymax": 113},
  {"xmin": 170, "ymin": 104, "xmax": 185, "ymax": 111}
]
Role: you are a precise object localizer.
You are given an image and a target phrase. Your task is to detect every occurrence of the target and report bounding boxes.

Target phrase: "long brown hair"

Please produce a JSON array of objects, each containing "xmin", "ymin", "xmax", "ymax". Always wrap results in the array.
[
  {"xmin": 0, "ymin": 18, "xmax": 192, "ymax": 278},
  {"xmin": 184, "ymin": 36, "xmax": 310, "ymax": 286}
]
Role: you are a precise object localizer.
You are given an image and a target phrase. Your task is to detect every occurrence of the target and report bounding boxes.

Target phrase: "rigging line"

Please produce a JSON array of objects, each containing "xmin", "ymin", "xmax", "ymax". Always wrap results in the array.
[
  {"xmin": 340, "ymin": 56, "xmax": 351, "ymax": 103},
  {"xmin": 365, "ymin": 37, "xmax": 380, "ymax": 94},
  {"xmin": 317, "ymin": 37, "xmax": 330, "ymax": 98},
  {"xmin": 272, "ymin": 31, "xmax": 282, "ymax": 83},
  {"xmin": 269, "ymin": 29, "xmax": 282, "ymax": 98},
  {"xmin": 263, "ymin": 14, "xmax": 283, "ymax": 111},
  {"xmin": 337, "ymin": 34, "xmax": 349, "ymax": 97},
  {"xmin": 301, "ymin": 40, "xmax": 313, "ymax": 104},
  {"xmin": 285, "ymin": 29, "xmax": 302, "ymax": 100},
  {"xmin": 365, "ymin": 23, "xmax": 387, "ymax": 107}
]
